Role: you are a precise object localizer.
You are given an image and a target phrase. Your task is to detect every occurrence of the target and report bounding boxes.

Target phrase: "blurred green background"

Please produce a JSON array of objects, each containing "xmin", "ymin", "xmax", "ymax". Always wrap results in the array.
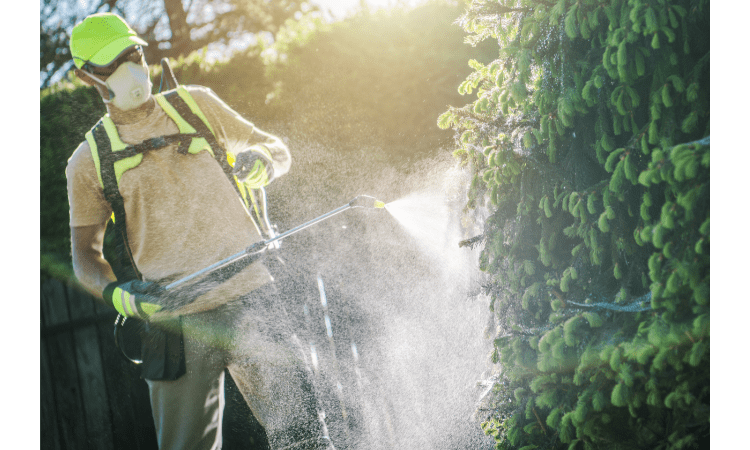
[{"xmin": 40, "ymin": 0, "xmax": 495, "ymax": 277}]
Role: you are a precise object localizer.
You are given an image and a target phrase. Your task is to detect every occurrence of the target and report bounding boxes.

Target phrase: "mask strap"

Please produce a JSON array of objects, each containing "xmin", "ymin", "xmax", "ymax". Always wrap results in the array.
[{"xmin": 82, "ymin": 69, "xmax": 115, "ymax": 103}]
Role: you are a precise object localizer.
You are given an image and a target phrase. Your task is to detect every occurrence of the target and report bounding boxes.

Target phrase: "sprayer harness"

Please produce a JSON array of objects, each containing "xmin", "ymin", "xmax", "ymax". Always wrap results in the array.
[
  {"xmin": 86, "ymin": 86, "xmax": 275, "ymax": 273},
  {"xmin": 86, "ymin": 85, "xmax": 273, "ymax": 368}
]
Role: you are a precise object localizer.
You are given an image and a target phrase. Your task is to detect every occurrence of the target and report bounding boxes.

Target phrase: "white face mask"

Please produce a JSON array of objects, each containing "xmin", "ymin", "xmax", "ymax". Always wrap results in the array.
[{"xmin": 86, "ymin": 61, "xmax": 152, "ymax": 111}]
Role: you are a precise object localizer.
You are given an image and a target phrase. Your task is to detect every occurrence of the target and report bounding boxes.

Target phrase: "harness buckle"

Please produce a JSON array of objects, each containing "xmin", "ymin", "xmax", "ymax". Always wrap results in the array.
[
  {"xmin": 149, "ymin": 136, "xmax": 168, "ymax": 149},
  {"xmin": 175, "ymin": 136, "xmax": 191, "ymax": 155}
]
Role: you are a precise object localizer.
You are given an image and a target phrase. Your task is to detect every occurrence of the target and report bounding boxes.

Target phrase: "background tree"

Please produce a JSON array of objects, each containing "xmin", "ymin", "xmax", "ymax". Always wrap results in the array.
[
  {"xmin": 261, "ymin": 3, "xmax": 496, "ymax": 162},
  {"xmin": 440, "ymin": 0, "xmax": 709, "ymax": 448},
  {"xmin": 40, "ymin": 0, "xmax": 315, "ymax": 88}
]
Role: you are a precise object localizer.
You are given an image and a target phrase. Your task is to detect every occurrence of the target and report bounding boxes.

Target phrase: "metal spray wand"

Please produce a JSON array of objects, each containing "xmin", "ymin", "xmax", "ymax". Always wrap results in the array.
[{"xmin": 165, "ymin": 195, "xmax": 385, "ymax": 291}]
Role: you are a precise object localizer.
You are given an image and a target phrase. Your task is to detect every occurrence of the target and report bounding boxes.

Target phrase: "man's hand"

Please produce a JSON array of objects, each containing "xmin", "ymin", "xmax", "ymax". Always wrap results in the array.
[
  {"xmin": 232, "ymin": 145, "xmax": 275, "ymax": 188},
  {"xmin": 104, "ymin": 280, "xmax": 167, "ymax": 319}
]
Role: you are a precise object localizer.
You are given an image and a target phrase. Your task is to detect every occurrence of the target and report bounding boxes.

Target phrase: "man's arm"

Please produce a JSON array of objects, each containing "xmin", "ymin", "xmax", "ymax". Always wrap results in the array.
[
  {"xmin": 240, "ymin": 127, "xmax": 291, "ymax": 180},
  {"xmin": 189, "ymin": 86, "xmax": 292, "ymax": 179},
  {"xmin": 73, "ymin": 225, "xmax": 171, "ymax": 319},
  {"xmin": 232, "ymin": 128, "xmax": 291, "ymax": 188},
  {"xmin": 71, "ymin": 223, "xmax": 117, "ymax": 303}
]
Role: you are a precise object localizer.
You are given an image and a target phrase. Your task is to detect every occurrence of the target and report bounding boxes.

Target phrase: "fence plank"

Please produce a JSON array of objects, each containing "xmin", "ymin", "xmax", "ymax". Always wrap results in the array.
[
  {"xmin": 67, "ymin": 282, "xmax": 96, "ymax": 319},
  {"xmin": 40, "ymin": 277, "xmax": 67, "ymax": 328},
  {"xmin": 40, "ymin": 339, "xmax": 61, "ymax": 450},
  {"xmin": 68, "ymin": 283, "xmax": 115, "ymax": 450},
  {"xmin": 41, "ymin": 278, "xmax": 88, "ymax": 449},
  {"xmin": 95, "ymin": 318, "xmax": 158, "ymax": 450}
]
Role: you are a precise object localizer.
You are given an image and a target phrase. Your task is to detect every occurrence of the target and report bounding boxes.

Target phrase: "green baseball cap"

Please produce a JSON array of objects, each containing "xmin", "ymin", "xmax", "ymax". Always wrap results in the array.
[{"xmin": 70, "ymin": 13, "xmax": 148, "ymax": 69}]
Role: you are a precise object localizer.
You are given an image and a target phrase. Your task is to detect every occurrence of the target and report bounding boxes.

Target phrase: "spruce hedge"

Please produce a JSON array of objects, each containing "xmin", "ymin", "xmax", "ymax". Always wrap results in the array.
[{"xmin": 440, "ymin": 0, "xmax": 709, "ymax": 448}]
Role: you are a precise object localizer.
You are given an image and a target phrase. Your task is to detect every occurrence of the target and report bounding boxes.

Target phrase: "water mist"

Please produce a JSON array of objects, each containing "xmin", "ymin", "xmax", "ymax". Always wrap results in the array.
[{"xmin": 259, "ymin": 145, "xmax": 496, "ymax": 450}]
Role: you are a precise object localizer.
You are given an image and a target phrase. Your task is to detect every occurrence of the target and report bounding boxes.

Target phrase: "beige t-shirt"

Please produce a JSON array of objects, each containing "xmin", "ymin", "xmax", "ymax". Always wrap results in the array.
[{"xmin": 66, "ymin": 85, "xmax": 290, "ymax": 315}]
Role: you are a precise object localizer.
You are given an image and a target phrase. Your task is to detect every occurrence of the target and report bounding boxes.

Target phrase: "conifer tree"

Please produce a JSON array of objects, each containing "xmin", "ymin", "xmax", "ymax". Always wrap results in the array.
[{"xmin": 440, "ymin": 0, "xmax": 709, "ymax": 448}]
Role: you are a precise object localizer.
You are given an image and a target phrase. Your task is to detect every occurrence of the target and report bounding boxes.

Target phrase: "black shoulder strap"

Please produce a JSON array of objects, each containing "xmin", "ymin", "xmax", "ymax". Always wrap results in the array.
[
  {"xmin": 92, "ymin": 120, "xmax": 143, "ymax": 282},
  {"xmin": 93, "ymin": 91, "xmax": 247, "ymax": 280},
  {"xmin": 161, "ymin": 91, "xmax": 242, "ymax": 196}
]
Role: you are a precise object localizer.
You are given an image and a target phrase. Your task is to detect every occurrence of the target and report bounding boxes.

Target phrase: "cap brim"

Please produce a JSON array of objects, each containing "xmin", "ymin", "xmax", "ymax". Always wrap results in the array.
[{"xmin": 88, "ymin": 35, "xmax": 148, "ymax": 67}]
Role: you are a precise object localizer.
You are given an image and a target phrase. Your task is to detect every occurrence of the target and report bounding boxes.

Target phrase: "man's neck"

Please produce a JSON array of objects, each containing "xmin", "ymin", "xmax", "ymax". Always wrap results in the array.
[{"xmin": 107, "ymin": 96, "xmax": 156, "ymax": 124}]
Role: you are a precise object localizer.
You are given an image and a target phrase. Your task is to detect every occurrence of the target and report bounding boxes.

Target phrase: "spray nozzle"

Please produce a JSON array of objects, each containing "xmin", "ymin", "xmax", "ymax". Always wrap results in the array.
[{"xmin": 349, "ymin": 195, "xmax": 386, "ymax": 209}]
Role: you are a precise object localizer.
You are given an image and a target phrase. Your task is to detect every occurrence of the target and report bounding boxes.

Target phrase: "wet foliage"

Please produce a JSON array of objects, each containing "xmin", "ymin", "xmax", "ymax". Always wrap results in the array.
[{"xmin": 439, "ymin": 0, "xmax": 709, "ymax": 448}]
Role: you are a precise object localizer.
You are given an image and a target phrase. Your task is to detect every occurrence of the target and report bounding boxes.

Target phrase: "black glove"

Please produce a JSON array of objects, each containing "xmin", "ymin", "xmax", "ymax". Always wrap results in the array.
[
  {"xmin": 104, "ymin": 280, "xmax": 167, "ymax": 319},
  {"xmin": 232, "ymin": 145, "xmax": 275, "ymax": 187}
]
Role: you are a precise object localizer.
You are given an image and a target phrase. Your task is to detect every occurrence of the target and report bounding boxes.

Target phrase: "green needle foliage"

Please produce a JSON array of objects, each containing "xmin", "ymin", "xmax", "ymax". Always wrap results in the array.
[{"xmin": 441, "ymin": 0, "xmax": 709, "ymax": 448}]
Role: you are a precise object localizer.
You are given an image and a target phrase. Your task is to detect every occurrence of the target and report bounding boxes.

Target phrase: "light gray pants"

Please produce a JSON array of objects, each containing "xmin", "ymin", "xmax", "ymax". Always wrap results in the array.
[{"xmin": 145, "ymin": 287, "xmax": 326, "ymax": 450}]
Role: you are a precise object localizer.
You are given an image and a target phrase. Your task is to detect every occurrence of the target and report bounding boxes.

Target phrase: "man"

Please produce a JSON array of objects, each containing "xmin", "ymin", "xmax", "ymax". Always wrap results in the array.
[{"xmin": 66, "ymin": 12, "xmax": 334, "ymax": 450}]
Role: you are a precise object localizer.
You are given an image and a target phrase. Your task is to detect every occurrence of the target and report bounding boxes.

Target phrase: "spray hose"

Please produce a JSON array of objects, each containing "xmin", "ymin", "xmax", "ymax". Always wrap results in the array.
[{"xmin": 165, "ymin": 195, "xmax": 384, "ymax": 291}]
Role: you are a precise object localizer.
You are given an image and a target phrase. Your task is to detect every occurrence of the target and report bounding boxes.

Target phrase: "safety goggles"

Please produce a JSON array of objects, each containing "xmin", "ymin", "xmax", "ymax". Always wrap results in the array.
[{"xmin": 82, "ymin": 45, "xmax": 145, "ymax": 78}]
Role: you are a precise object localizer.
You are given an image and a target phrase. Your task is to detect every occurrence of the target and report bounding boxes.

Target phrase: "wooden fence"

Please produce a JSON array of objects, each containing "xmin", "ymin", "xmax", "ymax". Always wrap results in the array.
[
  {"xmin": 40, "ymin": 275, "xmax": 267, "ymax": 450},
  {"xmin": 41, "ymin": 275, "xmax": 158, "ymax": 449}
]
